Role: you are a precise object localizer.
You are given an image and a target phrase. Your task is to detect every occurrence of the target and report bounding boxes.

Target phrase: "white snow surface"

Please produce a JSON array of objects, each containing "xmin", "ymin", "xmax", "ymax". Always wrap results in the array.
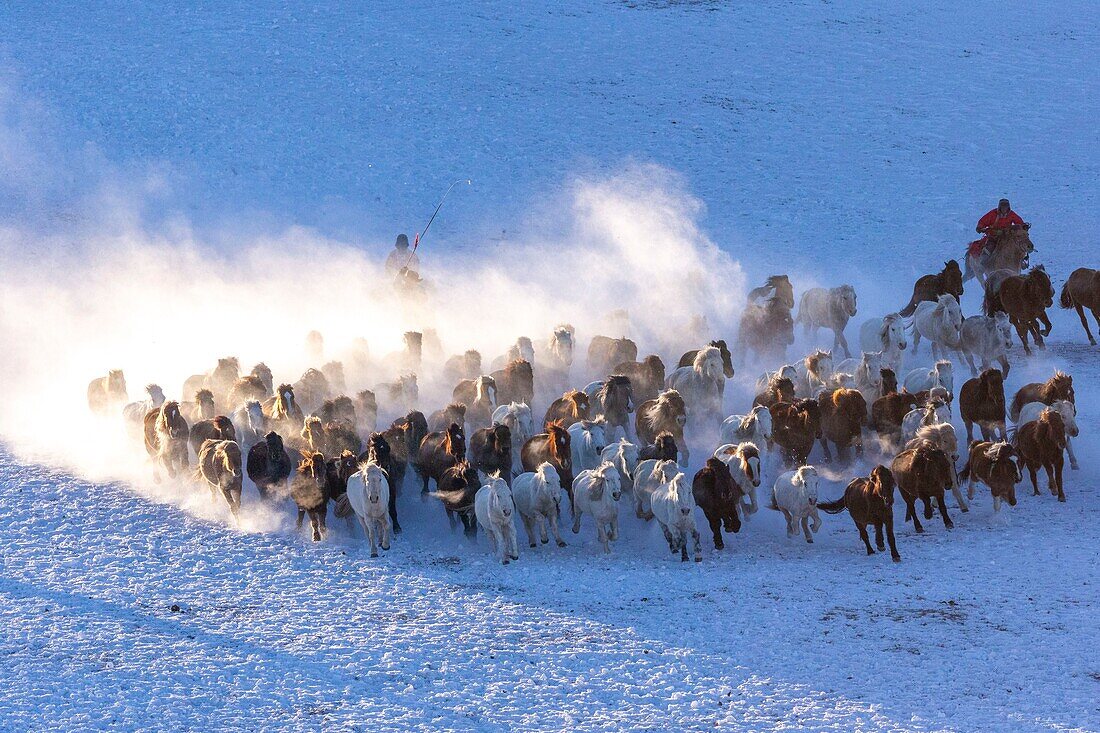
[{"xmin": 1, "ymin": 2, "xmax": 1099, "ymax": 731}]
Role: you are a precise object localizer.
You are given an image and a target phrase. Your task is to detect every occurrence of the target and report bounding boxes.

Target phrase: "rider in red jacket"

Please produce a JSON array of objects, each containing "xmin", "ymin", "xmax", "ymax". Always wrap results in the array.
[{"xmin": 971, "ymin": 198, "xmax": 1027, "ymax": 256}]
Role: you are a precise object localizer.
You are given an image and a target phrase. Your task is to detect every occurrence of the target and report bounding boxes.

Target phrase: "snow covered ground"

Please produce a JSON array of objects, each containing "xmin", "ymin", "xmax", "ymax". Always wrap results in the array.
[{"xmin": 1, "ymin": 1, "xmax": 1099, "ymax": 731}]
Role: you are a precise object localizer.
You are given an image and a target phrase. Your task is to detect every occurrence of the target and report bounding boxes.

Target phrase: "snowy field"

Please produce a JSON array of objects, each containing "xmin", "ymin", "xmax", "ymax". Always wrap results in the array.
[{"xmin": 1, "ymin": 2, "xmax": 1099, "ymax": 732}]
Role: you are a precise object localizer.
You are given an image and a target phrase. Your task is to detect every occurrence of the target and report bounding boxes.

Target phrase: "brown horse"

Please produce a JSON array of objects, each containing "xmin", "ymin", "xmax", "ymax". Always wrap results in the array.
[
  {"xmin": 299, "ymin": 416, "xmax": 362, "ymax": 457},
  {"xmin": 738, "ymin": 298, "xmax": 794, "ymax": 364},
  {"xmin": 1008, "ymin": 371, "xmax": 1074, "ymax": 422},
  {"xmin": 227, "ymin": 375, "xmax": 269, "ymax": 408},
  {"xmin": 318, "ymin": 395, "xmax": 357, "ymax": 428},
  {"xmin": 414, "ymin": 422, "xmax": 467, "ymax": 493},
  {"xmin": 429, "ymin": 403, "xmax": 468, "ymax": 433},
  {"xmin": 453, "ymin": 375, "xmax": 496, "ymax": 432},
  {"xmin": 769, "ymin": 399, "xmax": 822, "ymax": 466},
  {"xmin": 521, "ymin": 421, "xmax": 573, "ymax": 510},
  {"xmin": 587, "ymin": 336, "xmax": 638, "ymax": 378},
  {"xmin": 469, "ymin": 423, "xmax": 513, "ymax": 485},
  {"xmin": 290, "ymin": 452, "xmax": 329, "ymax": 541},
  {"xmin": 959, "ymin": 368, "xmax": 1006, "ymax": 442},
  {"xmin": 817, "ymin": 388, "xmax": 867, "ymax": 462},
  {"xmin": 246, "ymin": 431, "xmax": 293, "ymax": 502},
  {"xmin": 491, "ymin": 359, "xmax": 535, "ymax": 407},
  {"xmin": 293, "ymin": 368, "xmax": 333, "ymax": 414},
  {"xmin": 250, "ymin": 362, "xmax": 274, "ymax": 395},
  {"xmin": 966, "ymin": 228, "xmax": 1034, "ymax": 285},
  {"xmin": 880, "ymin": 368, "xmax": 899, "ymax": 396},
  {"xmin": 196, "ymin": 439, "xmax": 243, "ymax": 521},
  {"xmin": 443, "ymin": 349, "xmax": 483, "ymax": 384},
  {"xmin": 899, "ymin": 260, "xmax": 963, "ymax": 317},
  {"xmin": 639, "ymin": 431, "xmax": 679, "ymax": 462},
  {"xmin": 612, "ymin": 355, "xmax": 666, "ymax": 404},
  {"xmin": 143, "ymin": 401, "xmax": 190, "ymax": 480},
  {"xmin": 87, "ymin": 369, "xmax": 128, "ymax": 415},
  {"xmin": 753, "ymin": 375, "xmax": 795, "ymax": 409},
  {"xmin": 871, "ymin": 392, "xmax": 919, "ymax": 446},
  {"xmin": 747, "ymin": 275, "xmax": 795, "ymax": 309},
  {"xmin": 984, "ymin": 265, "xmax": 1054, "ymax": 354},
  {"xmin": 1059, "ymin": 267, "xmax": 1100, "ymax": 344},
  {"xmin": 891, "ymin": 442, "xmax": 954, "ymax": 533},
  {"xmin": 1016, "ymin": 409, "xmax": 1067, "ymax": 501},
  {"xmin": 635, "ymin": 389, "xmax": 687, "ymax": 459},
  {"xmin": 432, "ymin": 461, "xmax": 481, "ymax": 537},
  {"xmin": 959, "ymin": 441, "xmax": 1021, "ymax": 510},
  {"xmin": 354, "ymin": 390, "xmax": 378, "ymax": 435},
  {"xmin": 262, "ymin": 384, "xmax": 305, "ymax": 437},
  {"xmin": 692, "ymin": 457, "xmax": 744, "ymax": 550},
  {"xmin": 182, "ymin": 389, "xmax": 217, "ymax": 425},
  {"xmin": 189, "ymin": 414, "xmax": 237, "ymax": 457},
  {"xmin": 818, "ymin": 465, "xmax": 900, "ymax": 561},
  {"xmin": 543, "ymin": 390, "xmax": 590, "ymax": 429}
]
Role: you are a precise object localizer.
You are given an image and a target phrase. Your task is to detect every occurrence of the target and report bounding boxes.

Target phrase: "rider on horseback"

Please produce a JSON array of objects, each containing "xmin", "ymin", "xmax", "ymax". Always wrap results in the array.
[{"xmin": 973, "ymin": 198, "xmax": 1028, "ymax": 256}]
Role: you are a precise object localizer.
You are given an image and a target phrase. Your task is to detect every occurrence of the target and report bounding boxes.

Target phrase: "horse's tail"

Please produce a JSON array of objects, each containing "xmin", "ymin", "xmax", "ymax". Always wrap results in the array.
[
  {"xmin": 1059, "ymin": 280, "xmax": 1075, "ymax": 309},
  {"xmin": 958, "ymin": 460, "xmax": 971, "ymax": 483},
  {"xmin": 982, "ymin": 287, "xmax": 1000, "ymax": 318},
  {"xmin": 817, "ymin": 496, "xmax": 847, "ymax": 515},
  {"xmin": 1005, "ymin": 425, "xmax": 1018, "ymax": 446}
]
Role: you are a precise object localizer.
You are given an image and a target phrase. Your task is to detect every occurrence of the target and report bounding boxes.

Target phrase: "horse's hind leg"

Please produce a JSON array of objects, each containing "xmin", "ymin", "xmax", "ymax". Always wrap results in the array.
[
  {"xmin": 296, "ymin": 509, "xmax": 305, "ymax": 531},
  {"xmin": 936, "ymin": 494, "xmax": 953, "ymax": 529},
  {"xmin": 858, "ymin": 522, "xmax": 875, "ymax": 555},
  {"xmin": 1031, "ymin": 319, "xmax": 1046, "ymax": 349},
  {"xmin": 388, "ymin": 489, "xmax": 402, "ymax": 534},
  {"xmin": 1066, "ymin": 436, "xmax": 1079, "ymax": 471},
  {"xmin": 1054, "ymin": 458, "xmax": 1065, "ymax": 502},
  {"xmin": 922, "ymin": 496, "xmax": 934, "ymax": 520},
  {"xmin": 1013, "ymin": 319, "xmax": 1032, "ymax": 355},
  {"xmin": 1027, "ymin": 465, "xmax": 1039, "ymax": 495},
  {"xmin": 1075, "ymin": 305, "xmax": 1096, "ymax": 345}
]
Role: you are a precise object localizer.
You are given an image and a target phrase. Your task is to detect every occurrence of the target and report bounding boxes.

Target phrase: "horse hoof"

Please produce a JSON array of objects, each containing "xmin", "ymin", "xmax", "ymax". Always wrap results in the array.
[
  {"xmin": 1058, "ymin": 495, "xmax": 1066, "ymax": 503},
  {"xmin": 892, "ymin": 555, "xmax": 902, "ymax": 563},
  {"xmin": 557, "ymin": 540, "xmax": 567, "ymax": 547},
  {"xmin": 806, "ymin": 537, "xmax": 814, "ymax": 544},
  {"xmin": 511, "ymin": 554, "xmax": 519, "ymax": 560},
  {"xmin": 694, "ymin": 556, "xmax": 702, "ymax": 563},
  {"xmin": 529, "ymin": 542, "xmax": 537, "ymax": 548},
  {"xmin": 371, "ymin": 551, "xmax": 378, "ymax": 558},
  {"xmin": 1071, "ymin": 464, "xmax": 1080, "ymax": 471},
  {"xmin": 960, "ymin": 506, "xmax": 969, "ymax": 513},
  {"xmin": 945, "ymin": 522, "xmax": 954, "ymax": 529},
  {"xmin": 503, "ymin": 559, "xmax": 510, "ymax": 565},
  {"xmin": 541, "ymin": 537, "xmax": 548, "ymax": 544}
]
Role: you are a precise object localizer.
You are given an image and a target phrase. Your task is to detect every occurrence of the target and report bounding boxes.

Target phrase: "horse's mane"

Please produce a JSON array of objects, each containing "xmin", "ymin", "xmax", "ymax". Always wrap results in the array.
[
  {"xmin": 599, "ymin": 375, "xmax": 631, "ymax": 404},
  {"xmin": 805, "ymin": 350, "xmax": 832, "ymax": 377},
  {"xmin": 693, "ymin": 346, "xmax": 721, "ymax": 373},
  {"xmin": 195, "ymin": 388, "xmax": 214, "ymax": 403},
  {"xmin": 914, "ymin": 422, "xmax": 950, "ymax": 444},
  {"xmin": 986, "ymin": 441, "xmax": 1013, "ymax": 462},
  {"xmin": 156, "ymin": 401, "xmax": 179, "ymax": 433},
  {"xmin": 545, "ymin": 421, "xmax": 567, "ymax": 464}
]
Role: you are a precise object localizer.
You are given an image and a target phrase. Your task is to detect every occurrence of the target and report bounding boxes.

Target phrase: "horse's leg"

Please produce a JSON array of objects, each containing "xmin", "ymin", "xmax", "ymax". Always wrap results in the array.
[
  {"xmin": 922, "ymin": 496, "xmax": 934, "ymax": 520},
  {"xmin": 950, "ymin": 471, "xmax": 969, "ymax": 513},
  {"xmin": 858, "ymin": 522, "xmax": 875, "ymax": 555},
  {"xmin": 885, "ymin": 515, "xmax": 901, "ymax": 561},
  {"xmin": 597, "ymin": 523, "xmax": 610, "ymax": 554},
  {"xmin": 537, "ymin": 513, "xmax": 549, "ymax": 544},
  {"xmin": 382, "ymin": 514, "xmax": 392, "ymax": 550},
  {"xmin": 548, "ymin": 510, "xmax": 566, "ymax": 547},
  {"xmin": 836, "ymin": 328, "xmax": 851, "ymax": 360},
  {"xmin": 486, "ymin": 525, "xmax": 499, "ymax": 557},
  {"xmin": 1038, "ymin": 310, "xmax": 1053, "ymax": 337},
  {"xmin": 521, "ymin": 514, "xmax": 538, "ymax": 548},
  {"xmin": 800, "ymin": 515, "xmax": 813, "ymax": 544},
  {"xmin": 445, "ymin": 508, "xmax": 457, "ymax": 531},
  {"xmin": 388, "ymin": 486, "xmax": 401, "ymax": 534},
  {"xmin": 571, "ymin": 507, "xmax": 582, "ymax": 534},
  {"xmin": 1054, "ymin": 457, "xmax": 1065, "ymax": 502},
  {"xmin": 964, "ymin": 419, "xmax": 975, "ymax": 444},
  {"xmin": 691, "ymin": 528, "xmax": 702, "ymax": 562},
  {"xmin": 937, "ymin": 494, "xmax": 953, "ymax": 529},
  {"xmin": 873, "ymin": 521, "xmax": 885, "ymax": 551},
  {"xmin": 819, "ymin": 437, "xmax": 833, "ymax": 463},
  {"xmin": 1031, "ymin": 319, "xmax": 1046, "ymax": 349},
  {"xmin": 368, "ymin": 520, "xmax": 379, "ymax": 558},
  {"xmin": 911, "ymin": 329, "xmax": 921, "ymax": 355},
  {"xmin": 781, "ymin": 508, "xmax": 796, "ymax": 537},
  {"xmin": 1066, "ymin": 436, "xmax": 1079, "ymax": 471},
  {"xmin": 908, "ymin": 498, "xmax": 924, "ymax": 533},
  {"xmin": 1075, "ymin": 305, "xmax": 1096, "ymax": 344},
  {"xmin": 609, "ymin": 512, "xmax": 619, "ymax": 541},
  {"xmin": 1013, "ymin": 318, "xmax": 1032, "ymax": 355},
  {"xmin": 1043, "ymin": 462, "xmax": 1057, "ymax": 497},
  {"xmin": 1027, "ymin": 464, "xmax": 1039, "ymax": 496},
  {"xmin": 296, "ymin": 508, "xmax": 305, "ymax": 531},
  {"xmin": 707, "ymin": 513, "xmax": 724, "ymax": 549}
]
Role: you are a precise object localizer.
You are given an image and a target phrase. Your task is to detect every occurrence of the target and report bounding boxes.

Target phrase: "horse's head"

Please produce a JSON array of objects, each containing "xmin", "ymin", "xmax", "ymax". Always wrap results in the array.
[
  {"xmin": 536, "ymin": 461, "xmax": 563, "ymax": 499},
  {"xmin": 300, "ymin": 452, "xmax": 327, "ymax": 483},
  {"xmin": 985, "ymin": 442, "xmax": 1019, "ymax": 506},
  {"xmin": 551, "ymin": 325, "xmax": 575, "ymax": 366},
  {"xmin": 602, "ymin": 375, "xmax": 634, "ymax": 413},
  {"xmin": 1050, "ymin": 400, "xmax": 1079, "ymax": 438},
  {"xmin": 1028, "ymin": 266, "xmax": 1054, "ymax": 307},
  {"xmin": 215, "ymin": 357, "xmax": 240, "ymax": 379},
  {"xmin": 695, "ymin": 346, "xmax": 725, "ymax": 382},
  {"xmin": 981, "ymin": 368, "xmax": 1004, "ymax": 402},
  {"xmin": 146, "ymin": 384, "xmax": 165, "ymax": 407},
  {"xmin": 546, "ymin": 421, "xmax": 571, "ymax": 469},
  {"xmin": 251, "ymin": 363, "xmax": 273, "ymax": 392},
  {"xmin": 356, "ymin": 390, "xmax": 377, "ymax": 414},
  {"xmin": 1049, "ymin": 371, "xmax": 1074, "ymax": 404},
  {"xmin": 794, "ymin": 466, "xmax": 819, "ymax": 505},
  {"xmin": 264, "ymin": 430, "xmax": 284, "ymax": 453},
  {"xmin": 476, "ymin": 375, "xmax": 497, "ymax": 407},
  {"xmin": 160, "ymin": 402, "xmax": 185, "ymax": 439},
  {"xmin": 107, "ymin": 370, "xmax": 127, "ymax": 397},
  {"xmin": 653, "ymin": 432, "xmax": 678, "ymax": 462},
  {"xmin": 880, "ymin": 368, "xmax": 898, "ymax": 394},
  {"xmin": 837, "ymin": 285, "xmax": 858, "ymax": 318},
  {"xmin": 869, "ymin": 465, "xmax": 895, "ymax": 509},
  {"xmin": 218, "ymin": 441, "xmax": 242, "ymax": 479},
  {"xmin": 445, "ymin": 422, "xmax": 467, "ymax": 459},
  {"xmin": 880, "ymin": 313, "xmax": 907, "ymax": 351},
  {"xmin": 595, "ymin": 462, "xmax": 622, "ymax": 502},
  {"xmin": 942, "ymin": 260, "xmax": 964, "ymax": 298}
]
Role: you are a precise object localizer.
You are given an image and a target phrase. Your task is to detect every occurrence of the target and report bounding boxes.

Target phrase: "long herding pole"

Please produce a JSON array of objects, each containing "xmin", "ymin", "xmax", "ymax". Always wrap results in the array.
[{"xmin": 406, "ymin": 179, "xmax": 471, "ymax": 268}]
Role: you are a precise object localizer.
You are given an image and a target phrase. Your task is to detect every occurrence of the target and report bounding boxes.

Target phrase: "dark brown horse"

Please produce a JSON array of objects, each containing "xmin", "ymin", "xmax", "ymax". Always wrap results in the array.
[
  {"xmin": 900, "ymin": 260, "xmax": 963, "ymax": 316},
  {"xmin": 432, "ymin": 461, "xmax": 480, "ymax": 537},
  {"xmin": 143, "ymin": 401, "xmax": 189, "ymax": 480},
  {"xmin": 635, "ymin": 390, "xmax": 687, "ymax": 459},
  {"xmin": 182, "ymin": 388, "xmax": 216, "ymax": 425},
  {"xmin": 189, "ymin": 414, "xmax": 237, "ymax": 457},
  {"xmin": 891, "ymin": 442, "xmax": 954, "ymax": 533},
  {"xmin": 246, "ymin": 431, "xmax": 293, "ymax": 502},
  {"xmin": 587, "ymin": 336, "xmax": 638, "ymax": 378},
  {"xmin": 290, "ymin": 452, "xmax": 329, "ymax": 541},
  {"xmin": 692, "ymin": 457, "xmax": 744, "ymax": 550},
  {"xmin": 293, "ymin": 368, "xmax": 333, "ymax": 414},
  {"xmin": 639, "ymin": 431, "xmax": 679, "ymax": 462},
  {"xmin": 469, "ymin": 423, "xmax": 513, "ymax": 485},
  {"xmin": 491, "ymin": 359, "xmax": 535, "ymax": 407},
  {"xmin": 414, "ymin": 422, "xmax": 467, "ymax": 493},
  {"xmin": 443, "ymin": 349, "xmax": 483, "ymax": 384},
  {"xmin": 250, "ymin": 362, "xmax": 274, "ymax": 395},
  {"xmin": 521, "ymin": 421, "xmax": 573, "ymax": 509},
  {"xmin": 319, "ymin": 396, "xmax": 357, "ymax": 428},
  {"xmin": 818, "ymin": 465, "xmax": 900, "ymax": 561},
  {"xmin": 871, "ymin": 392, "xmax": 919, "ymax": 446},
  {"xmin": 817, "ymin": 388, "xmax": 867, "ymax": 462},
  {"xmin": 959, "ymin": 368, "xmax": 1006, "ymax": 442},
  {"xmin": 262, "ymin": 384, "xmax": 305, "ymax": 437},
  {"xmin": 593, "ymin": 375, "xmax": 634, "ymax": 439},
  {"xmin": 1008, "ymin": 371, "xmax": 1074, "ymax": 422},
  {"xmin": 1016, "ymin": 409, "xmax": 1067, "ymax": 501},
  {"xmin": 227, "ymin": 375, "xmax": 269, "ymax": 408},
  {"xmin": 612, "ymin": 355, "xmax": 666, "ymax": 404},
  {"xmin": 1060, "ymin": 267, "xmax": 1100, "ymax": 344},
  {"xmin": 747, "ymin": 275, "xmax": 794, "ymax": 309},
  {"xmin": 984, "ymin": 265, "xmax": 1054, "ymax": 354},
  {"xmin": 738, "ymin": 298, "xmax": 794, "ymax": 364},
  {"xmin": 769, "ymin": 399, "xmax": 821, "ymax": 466},
  {"xmin": 753, "ymin": 375, "xmax": 795, "ymax": 409},
  {"xmin": 543, "ymin": 390, "xmax": 590, "ymax": 429},
  {"xmin": 196, "ymin": 439, "xmax": 243, "ymax": 521},
  {"xmin": 880, "ymin": 368, "xmax": 899, "ymax": 396},
  {"xmin": 428, "ymin": 402, "xmax": 468, "ymax": 433}
]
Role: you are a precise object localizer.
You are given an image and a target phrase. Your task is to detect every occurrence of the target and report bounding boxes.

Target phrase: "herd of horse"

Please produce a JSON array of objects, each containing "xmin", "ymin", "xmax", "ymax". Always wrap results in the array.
[{"xmin": 84, "ymin": 249, "xmax": 1098, "ymax": 564}]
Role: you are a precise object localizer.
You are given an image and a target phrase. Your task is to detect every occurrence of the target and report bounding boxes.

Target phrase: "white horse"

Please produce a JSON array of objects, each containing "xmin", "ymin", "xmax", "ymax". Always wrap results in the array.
[
  {"xmin": 836, "ymin": 351, "xmax": 885, "ymax": 407},
  {"xmin": 901, "ymin": 400, "xmax": 952, "ymax": 444},
  {"xmin": 571, "ymin": 462, "xmax": 622, "ymax": 554},
  {"xmin": 650, "ymin": 473, "xmax": 702, "ymax": 562},
  {"xmin": 1017, "ymin": 400, "xmax": 1080, "ymax": 470},
  {"xmin": 537, "ymin": 324, "xmax": 575, "ymax": 394},
  {"xmin": 910, "ymin": 294, "xmax": 962, "ymax": 360},
  {"xmin": 719, "ymin": 406, "xmax": 773, "ymax": 457},
  {"xmin": 492, "ymin": 401, "xmax": 535, "ymax": 474},
  {"xmin": 475, "ymin": 476, "xmax": 519, "ymax": 565},
  {"xmin": 859, "ymin": 313, "xmax": 908, "ymax": 372},
  {"xmin": 512, "ymin": 463, "xmax": 567, "ymax": 548},
  {"xmin": 600, "ymin": 438, "xmax": 640, "ymax": 494},
  {"xmin": 755, "ymin": 364, "xmax": 798, "ymax": 393},
  {"xmin": 905, "ymin": 422, "xmax": 967, "ymax": 512},
  {"xmin": 347, "ymin": 463, "xmax": 392, "ymax": 558},
  {"xmin": 122, "ymin": 383, "xmax": 166, "ymax": 440},
  {"xmin": 713, "ymin": 442, "xmax": 762, "ymax": 518},
  {"xmin": 631, "ymin": 458, "xmax": 679, "ymax": 521},
  {"xmin": 794, "ymin": 349, "xmax": 835, "ymax": 397},
  {"xmin": 957, "ymin": 313, "xmax": 1013, "ymax": 378},
  {"xmin": 770, "ymin": 466, "xmax": 821, "ymax": 543},
  {"xmin": 903, "ymin": 360, "xmax": 955, "ymax": 397},
  {"xmin": 231, "ymin": 399, "xmax": 267, "ymax": 452},
  {"xmin": 666, "ymin": 346, "xmax": 725, "ymax": 428},
  {"xmin": 568, "ymin": 419, "xmax": 608, "ymax": 474},
  {"xmin": 796, "ymin": 285, "xmax": 858, "ymax": 358}
]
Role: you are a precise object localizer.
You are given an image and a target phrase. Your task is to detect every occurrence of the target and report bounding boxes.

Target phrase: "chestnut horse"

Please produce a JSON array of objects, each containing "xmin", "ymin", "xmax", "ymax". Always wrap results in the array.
[
  {"xmin": 899, "ymin": 260, "xmax": 963, "ymax": 317},
  {"xmin": 817, "ymin": 388, "xmax": 867, "ymax": 463},
  {"xmin": 1059, "ymin": 267, "xmax": 1100, "ymax": 344},
  {"xmin": 1008, "ymin": 372, "xmax": 1074, "ymax": 422},
  {"xmin": 891, "ymin": 442, "xmax": 954, "ymax": 533},
  {"xmin": 959, "ymin": 368, "xmax": 1006, "ymax": 442},
  {"xmin": 983, "ymin": 265, "xmax": 1054, "ymax": 354},
  {"xmin": 543, "ymin": 389, "xmax": 591, "ymax": 429},
  {"xmin": 1015, "ymin": 409, "xmax": 1067, "ymax": 501},
  {"xmin": 414, "ymin": 422, "xmax": 466, "ymax": 494},
  {"xmin": 818, "ymin": 465, "xmax": 900, "ymax": 561},
  {"xmin": 143, "ymin": 401, "xmax": 189, "ymax": 481},
  {"xmin": 196, "ymin": 439, "xmax": 243, "ymax": 521},
  {"xmin": 769, "ymin": 399, "xmax": 822, "ymax": 466},
  {"xmin": 613, "ymin": 355, "xmax": 666, "ymax": 404}
]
